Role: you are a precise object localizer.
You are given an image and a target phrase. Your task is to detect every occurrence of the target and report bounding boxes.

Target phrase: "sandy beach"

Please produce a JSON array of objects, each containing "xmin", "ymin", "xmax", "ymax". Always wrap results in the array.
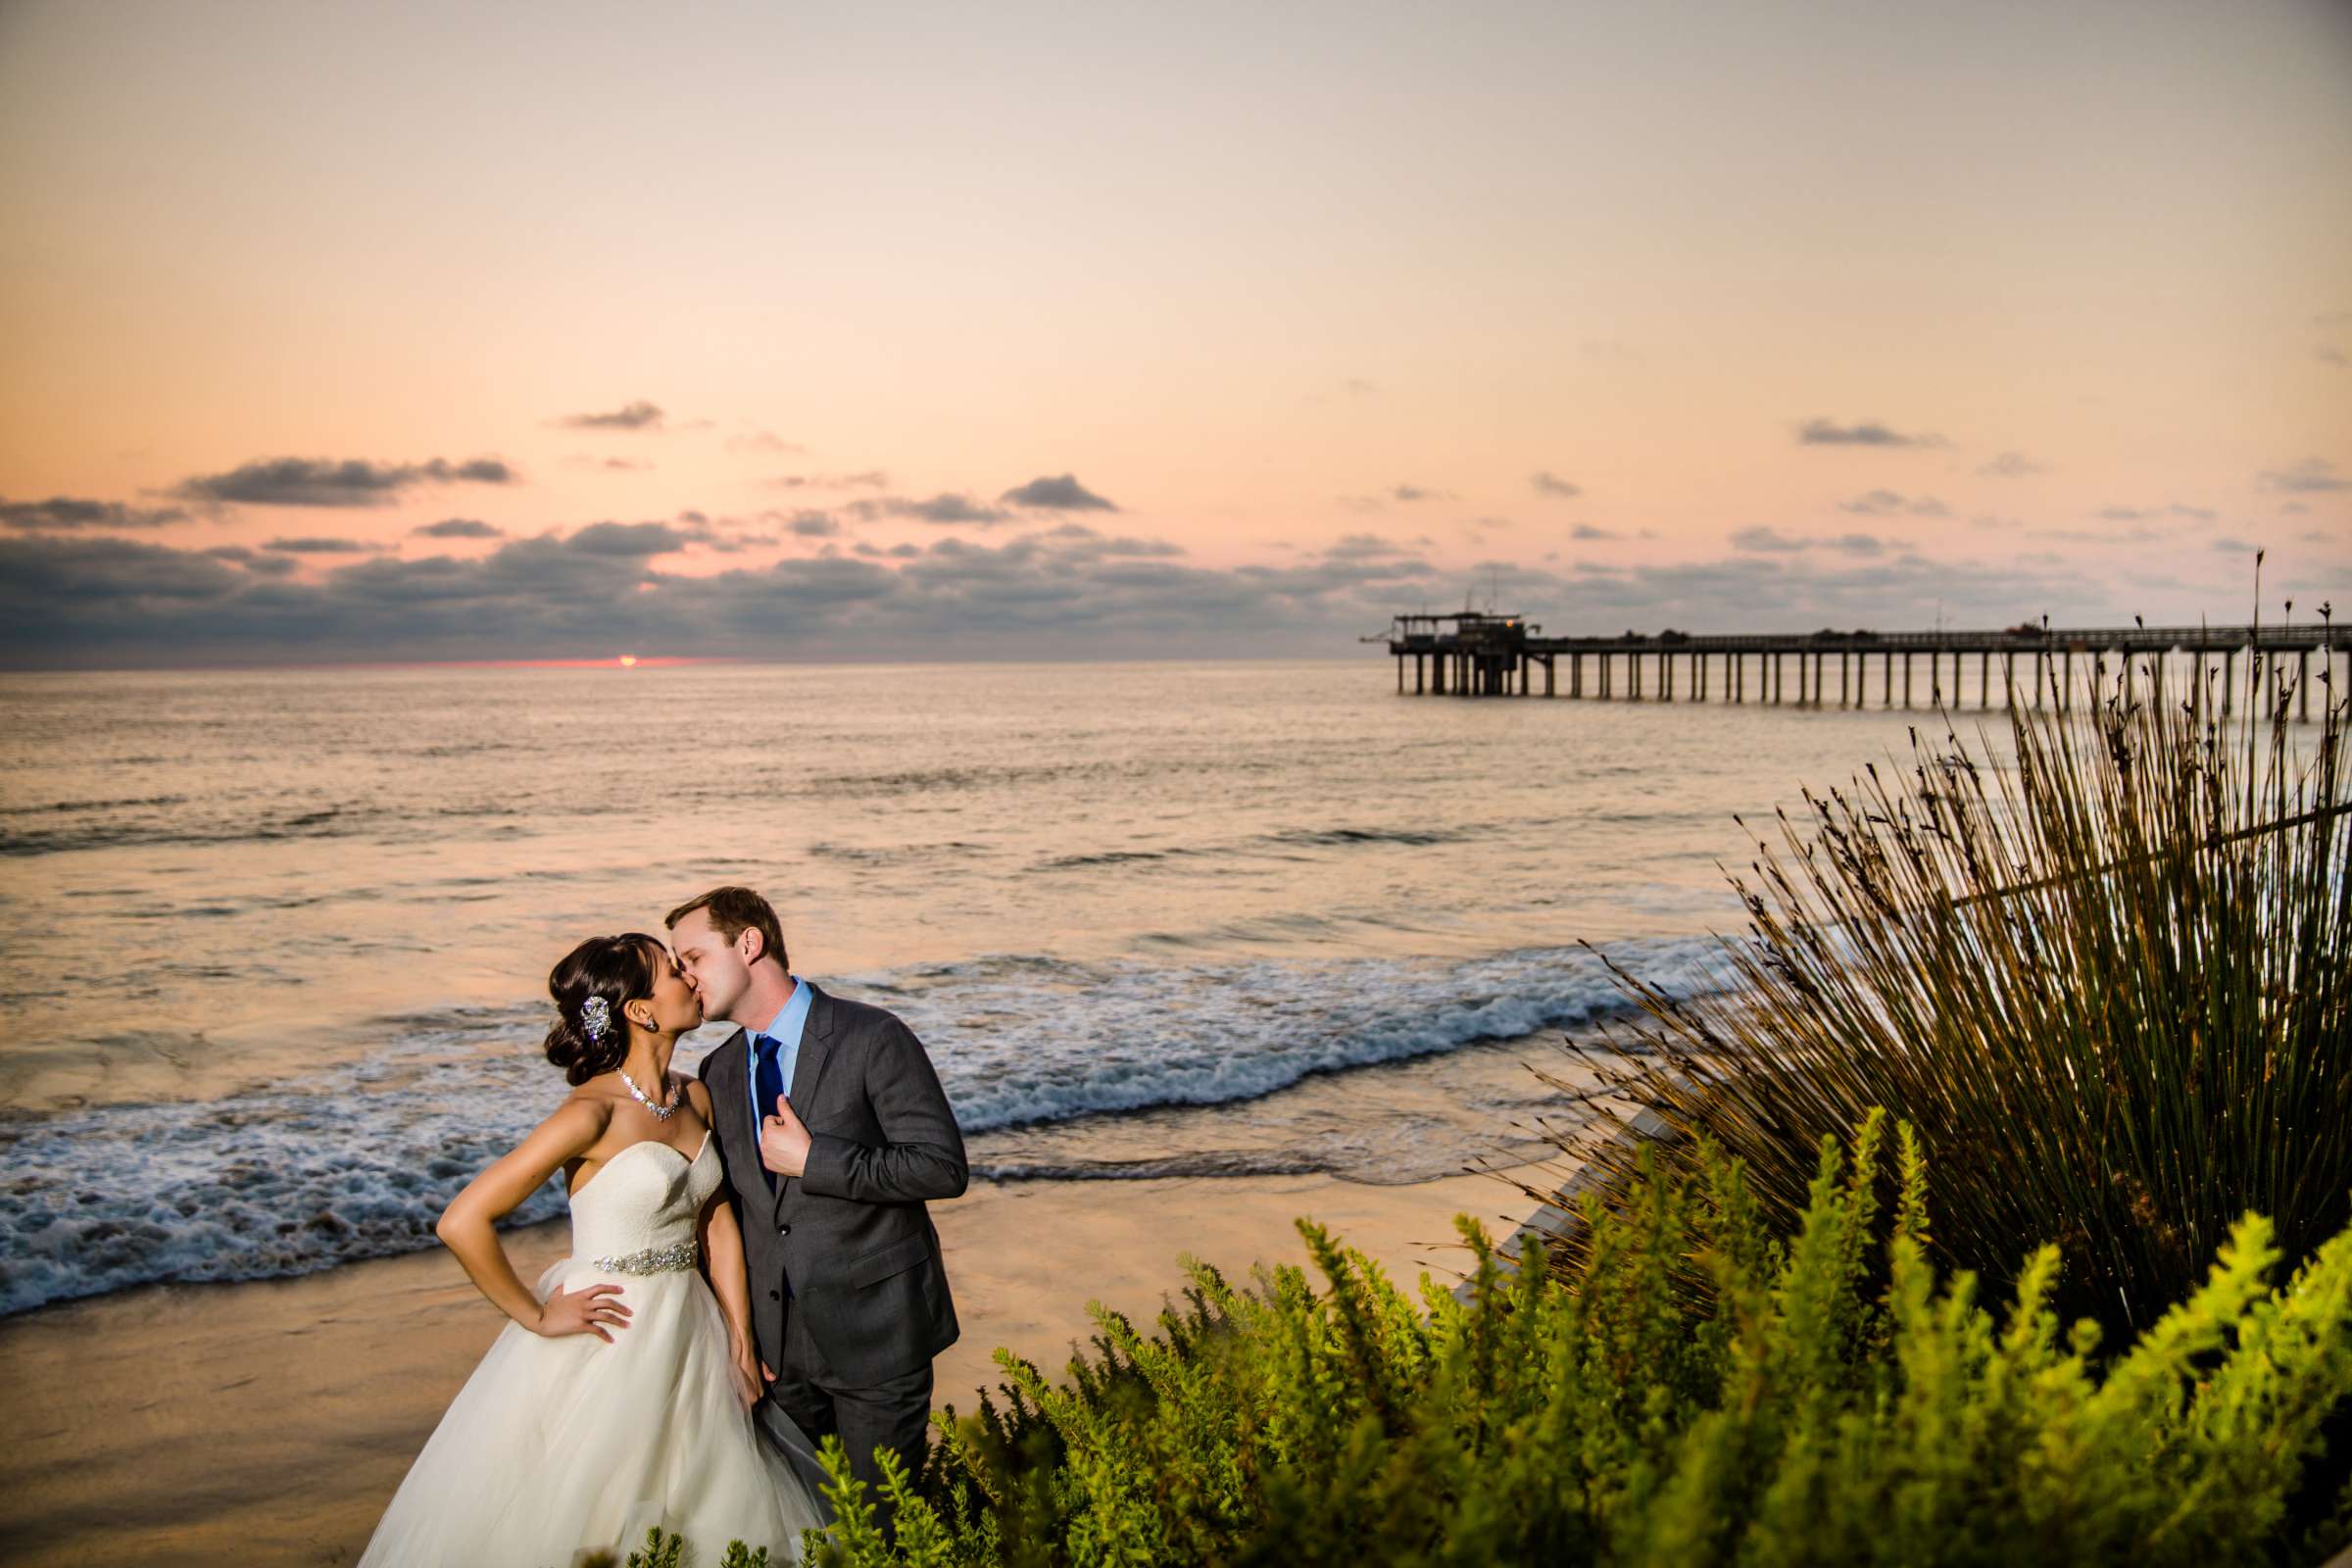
[{"xmin": 0, "ymin": 1161, "xmax": 1549, "ymax": 1567}]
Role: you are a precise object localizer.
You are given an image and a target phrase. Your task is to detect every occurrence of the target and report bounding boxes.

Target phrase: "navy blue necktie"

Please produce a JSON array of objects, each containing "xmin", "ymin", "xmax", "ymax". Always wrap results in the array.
[
  {"xmin": 752, "ymin": 1032, "xmax": 787, "ymax": 1135},
  {"xmin": 751, "ymin": 1032, "xmax": 792, "ymax": 1294}
]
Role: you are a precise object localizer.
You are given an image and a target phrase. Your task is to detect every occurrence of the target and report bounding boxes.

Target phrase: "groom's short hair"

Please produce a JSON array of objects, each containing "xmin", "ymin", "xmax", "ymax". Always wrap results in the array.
[{"xmin": 665, "ymin": 885, "xmax": 790, "ymax": 972}]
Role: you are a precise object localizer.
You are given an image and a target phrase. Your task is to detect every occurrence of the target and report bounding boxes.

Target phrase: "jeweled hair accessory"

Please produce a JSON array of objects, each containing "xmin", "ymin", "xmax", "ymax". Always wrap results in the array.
[{"xmin": 578, "ymin": 995, "xmax": 612, "ymax": 1043}]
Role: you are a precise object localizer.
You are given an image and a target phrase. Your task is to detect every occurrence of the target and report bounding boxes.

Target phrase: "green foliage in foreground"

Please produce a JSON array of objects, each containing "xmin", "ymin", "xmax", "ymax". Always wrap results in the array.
[
  {"xmin": 783, "ymin": 1112, "xmax": 2352, "ymax": 1568},
  {"xmin": 584, "ymin": 1523, "xmax": 772, "ymax": 1567},
  {"xmin": 1568, "ymin": 633, "xmax": 2350, "ymax": 1339}
]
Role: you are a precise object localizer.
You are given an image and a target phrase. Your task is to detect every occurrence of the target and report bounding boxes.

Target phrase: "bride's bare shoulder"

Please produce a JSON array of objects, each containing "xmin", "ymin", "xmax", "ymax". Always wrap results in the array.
[{"xmin": 543, "ymin": 1088, "xmax": 616, "ymax": 1144}]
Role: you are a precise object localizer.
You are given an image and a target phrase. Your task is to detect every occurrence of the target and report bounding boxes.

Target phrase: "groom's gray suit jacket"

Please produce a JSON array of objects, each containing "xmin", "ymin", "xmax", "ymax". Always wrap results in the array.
[{"xmin": 698, "ymin": 983, "xmax": 966, "ymax": 1389}]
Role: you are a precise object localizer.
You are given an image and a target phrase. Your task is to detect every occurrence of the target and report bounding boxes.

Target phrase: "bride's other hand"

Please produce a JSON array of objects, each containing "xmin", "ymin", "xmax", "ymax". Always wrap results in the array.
[
  {"xmin": 535, "ymin": 1281, "xmax": 631, "ymax": 1342},
  {"xmin": 727, "ymin": 1341, "xmax": 761, "ymax": 1410}
]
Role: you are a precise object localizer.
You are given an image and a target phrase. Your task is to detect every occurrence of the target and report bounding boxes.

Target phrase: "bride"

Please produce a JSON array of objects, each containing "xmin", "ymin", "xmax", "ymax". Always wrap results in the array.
[{"xmin": 359, "ymin": 933, "xmax": 828, "ymax": 1567}]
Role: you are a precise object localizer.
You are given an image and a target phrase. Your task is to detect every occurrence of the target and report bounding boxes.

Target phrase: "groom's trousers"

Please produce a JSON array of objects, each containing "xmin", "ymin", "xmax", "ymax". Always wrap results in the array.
[{"xmin": 764, "ymin": 1303, "xmax": 933, "ymax": 1526}]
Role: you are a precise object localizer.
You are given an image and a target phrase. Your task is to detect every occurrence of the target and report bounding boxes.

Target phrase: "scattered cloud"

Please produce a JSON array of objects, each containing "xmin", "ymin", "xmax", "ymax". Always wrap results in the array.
[
  {"xmin": 557, "ymin": 401, "xmax": 664, "ymax": 431},
  {"xmin": 687, "ymin": 529, "xmax": 780, "ymax": 555},
  {"xmin": 262, "ymin": 536, "xmax": 383, "ymax": 555},
  {"xmin": 1037, "ymin": 522, "xmax": 1184, "ymax": 558},
  {"xmin": 1838, "ymin": 489, "xmax": 1948, "ymax": 517},
  {"xmin": 413, "ymin": 517, "xmax": 503, "ymax": 539},
  {"xmin": 1387, "ymin": 483, "xmax": 1453, "ymax": 503},
  {"xmin": 1730, "ymin": 526, "xmax": 1895, "ymax": 557},
  {"xmin": 786, "ymin": 511, "xmax": 842, "ymax": 538},
  {"xmin": 2093, "ymin": 504, "xmax": 2215, "ymax": 523},
  {"xmin": 847, "ymin": 493, "xmax": 1011, "ymax": 526},
  {"xmin": 564, "ymin": 520, "xmax": 703, "ymax": 557},
  {"xmin": 164, "ymin": 456, "xmax": 516, "ymax": 508},
  {"xmin": 1795, "ymin": 417, "xmax": 1946, "ymax": 449},
  {"xmin": 766, "ymin": 471, "xmax": 890, "ymax": 491},
  {"xmin": 1325, "ymin": 533, "xmax": 1409, "ymax": 561},
  {"xmin": 2032, "ymin": 525, "xmax": 2163, "ymax": 544},
  {"xmin": 1, "ymin": 496, "xmax": 188, "ymax": 532},
  {"xmin": 1570, "ymin": 523, "xmax": 1619, "ymax": 540},
  {"xmin": 203, "ymin": 544, "xmax": 298, "ymax": 576},
  {"xmin": 1531, "ymin": 470, "xmax": 1583, "ymax": 498},
  {"xmin": 2317, "ymin": 346, "xmax": 2347, "ymax": 368},
  {"xmin": 725, "ymin": 429, "xmax": 804, "ymax": 455},
  {"xmin": 1977, "ymin": 451, "xmax": 2048, "ymax": 478},
  {"xmin": 2259, "ymin": 458, "xmax": 2349, "ymax": 494},
  {"xmin": 1000, "ymin": 473, "xmax": 1118, "ymax": 512}
]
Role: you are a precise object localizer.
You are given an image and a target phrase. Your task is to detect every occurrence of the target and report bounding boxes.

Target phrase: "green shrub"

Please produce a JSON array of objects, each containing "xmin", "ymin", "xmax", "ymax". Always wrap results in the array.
[
  {"xmin": 1558, "ymin": 617, "xmax": 2349, "ymax": 1339},
  {"xmin": 789, "ymin": 1114, "xmax": 2352, "ymax": 1567},
  {"xmin": 587, "ymin": 1524, "xmax": 775, "ymax": 1567}
]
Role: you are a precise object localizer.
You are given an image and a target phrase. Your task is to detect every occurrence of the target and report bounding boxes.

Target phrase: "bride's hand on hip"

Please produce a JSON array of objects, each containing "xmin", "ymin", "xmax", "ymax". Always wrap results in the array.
[{"xmin": 534, "ymin": 1281, "xmax": 631, "ymax": 1342}]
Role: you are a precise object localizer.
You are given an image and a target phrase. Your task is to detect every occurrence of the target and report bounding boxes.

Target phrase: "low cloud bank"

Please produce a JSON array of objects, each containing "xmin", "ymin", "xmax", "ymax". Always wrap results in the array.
[{"xmin": 0, "ymin": 519, "xmax": 2284, "ymax": 670}]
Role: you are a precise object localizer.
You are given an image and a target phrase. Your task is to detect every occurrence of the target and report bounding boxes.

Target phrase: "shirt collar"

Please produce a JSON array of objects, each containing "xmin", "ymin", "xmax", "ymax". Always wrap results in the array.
[{"xmin": 750, "ymin": 975, "xmax": 807, "ymax": 1043}]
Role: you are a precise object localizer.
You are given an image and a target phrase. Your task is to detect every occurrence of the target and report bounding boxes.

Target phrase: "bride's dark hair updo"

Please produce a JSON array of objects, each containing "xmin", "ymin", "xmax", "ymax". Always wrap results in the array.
[{"xmin": 544, "ymin": 933, "xmax": 663, "ymax": 1085}]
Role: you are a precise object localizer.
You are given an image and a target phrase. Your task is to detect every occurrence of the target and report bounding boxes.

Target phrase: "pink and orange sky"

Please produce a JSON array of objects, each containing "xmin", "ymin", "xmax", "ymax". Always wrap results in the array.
[{"xmin": 1, "ymin": 0, "xmax": 2346, "ymax": 666}]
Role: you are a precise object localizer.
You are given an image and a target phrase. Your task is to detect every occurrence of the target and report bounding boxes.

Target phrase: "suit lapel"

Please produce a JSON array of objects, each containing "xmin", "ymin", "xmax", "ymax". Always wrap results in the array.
[
  {"xmin": 786, "ymin": 982, "xmax": 837, "ymax": 1106},
  {"xmin": 774, "ymin": 983, "xmax": 839, "ymax": 1219},
  {"xmin": 709, "ymin": 1028, "xmax": 757, "ymax": 1186}
]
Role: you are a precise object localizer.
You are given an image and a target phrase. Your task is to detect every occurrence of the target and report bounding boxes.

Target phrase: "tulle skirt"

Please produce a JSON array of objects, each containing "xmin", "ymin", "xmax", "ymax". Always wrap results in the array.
[{"xmin": 358, "ymin": 1256, "xmax": 826, "ymax": 1568}]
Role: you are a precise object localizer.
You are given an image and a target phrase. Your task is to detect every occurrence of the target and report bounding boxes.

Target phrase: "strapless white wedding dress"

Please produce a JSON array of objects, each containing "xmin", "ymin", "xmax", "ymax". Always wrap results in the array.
[{"xmin": 358, "ymin": 1131, "xmax": 826, "ymax": 1567}]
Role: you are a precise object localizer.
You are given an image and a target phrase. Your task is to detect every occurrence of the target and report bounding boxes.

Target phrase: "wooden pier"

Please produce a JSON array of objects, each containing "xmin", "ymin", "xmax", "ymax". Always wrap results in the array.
[{"xmin": 1380, "ymin": 612, "xmax": 2343, "ymax": 718}]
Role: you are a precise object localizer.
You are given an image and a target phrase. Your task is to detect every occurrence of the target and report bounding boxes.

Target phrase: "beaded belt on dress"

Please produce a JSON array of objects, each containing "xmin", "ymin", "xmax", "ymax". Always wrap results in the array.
[{"xmin": 589, "ymin": 1239, "xmax": 699, "ymax": 1275}]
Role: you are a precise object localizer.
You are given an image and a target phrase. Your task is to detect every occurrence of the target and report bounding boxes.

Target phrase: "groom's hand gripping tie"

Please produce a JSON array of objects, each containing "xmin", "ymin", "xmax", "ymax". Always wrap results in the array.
[{"xmin": 760, "ymin": 1094, "xmax": 811, "ymax": 1179}]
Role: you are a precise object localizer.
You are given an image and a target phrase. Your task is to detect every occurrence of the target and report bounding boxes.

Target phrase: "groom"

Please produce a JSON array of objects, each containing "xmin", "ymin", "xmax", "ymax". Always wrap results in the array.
[{"xmin": 667, "ymin": 885, "xmax": 966, "ymax": 1503}]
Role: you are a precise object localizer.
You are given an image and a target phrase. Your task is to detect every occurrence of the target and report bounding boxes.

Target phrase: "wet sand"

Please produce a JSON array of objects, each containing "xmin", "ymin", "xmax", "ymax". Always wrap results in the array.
[{"xmin": 0, "ymin": 1161, "xmax": 1548, "ymax": 1566}]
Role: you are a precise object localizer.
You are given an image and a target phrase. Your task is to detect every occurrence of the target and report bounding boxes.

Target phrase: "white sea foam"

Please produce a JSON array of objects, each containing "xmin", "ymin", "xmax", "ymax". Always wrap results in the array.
[{"xmin": 0, "ymin": 937, "xmax": 1719, "ymax": 1315}]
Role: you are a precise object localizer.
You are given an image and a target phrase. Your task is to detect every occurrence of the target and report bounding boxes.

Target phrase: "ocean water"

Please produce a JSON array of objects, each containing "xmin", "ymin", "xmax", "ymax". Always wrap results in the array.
[{"xmin": 0, "ymin": 658, "xmax": 1997, "ymax": 1315}]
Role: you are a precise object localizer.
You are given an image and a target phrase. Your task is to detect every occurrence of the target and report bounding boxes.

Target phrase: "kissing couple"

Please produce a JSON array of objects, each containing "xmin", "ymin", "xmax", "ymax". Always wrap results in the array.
[{"xmin": 359, "ymin": 885, "xmax": 967, "ymax": 1567}]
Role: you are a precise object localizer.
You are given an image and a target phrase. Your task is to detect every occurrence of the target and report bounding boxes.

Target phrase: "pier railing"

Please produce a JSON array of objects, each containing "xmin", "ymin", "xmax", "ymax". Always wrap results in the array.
[{"xmin": 1379, "ymin": 614, "xmax": 2341, "ymax": 717}]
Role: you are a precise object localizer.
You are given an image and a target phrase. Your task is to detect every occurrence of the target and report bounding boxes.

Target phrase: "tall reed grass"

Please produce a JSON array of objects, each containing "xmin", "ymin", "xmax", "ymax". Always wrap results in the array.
[{"xmin": 1551, "ymin": 603, "xmax": 2348, "ymax": 1337}]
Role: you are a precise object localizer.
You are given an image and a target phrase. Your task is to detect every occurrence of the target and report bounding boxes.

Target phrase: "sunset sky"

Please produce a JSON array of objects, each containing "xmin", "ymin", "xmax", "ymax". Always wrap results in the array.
[{"xmin": 1, "ymin": 0, "xmax": 2346, "ymax": 666}]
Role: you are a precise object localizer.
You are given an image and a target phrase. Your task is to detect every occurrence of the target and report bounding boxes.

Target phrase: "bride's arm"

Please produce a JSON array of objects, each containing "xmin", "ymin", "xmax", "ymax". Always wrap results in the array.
[
  {"xmin": 698, "ymin": 1185, "xmax": 762, "ymax": 1402},
  {"xmin": 687, "ymin": 1082, "xmax": 762, "ymax": 1404},
  {"xmin": 435, "ymin": 1097, "xmax": 626, "ymax": 1338}
]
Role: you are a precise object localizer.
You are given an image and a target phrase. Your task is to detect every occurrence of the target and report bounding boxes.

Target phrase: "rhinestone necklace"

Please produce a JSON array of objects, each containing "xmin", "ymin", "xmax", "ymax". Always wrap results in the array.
[{"xmin": 617, "ymin": 1067, "xmax": 680, "ymax": 1120}]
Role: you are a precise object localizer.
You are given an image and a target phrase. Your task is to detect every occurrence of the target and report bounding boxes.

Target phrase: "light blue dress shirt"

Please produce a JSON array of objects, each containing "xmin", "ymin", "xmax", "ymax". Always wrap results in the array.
[{"xmin": 747, "ymin": 975, "xmax": 811, "ymax": 1129}]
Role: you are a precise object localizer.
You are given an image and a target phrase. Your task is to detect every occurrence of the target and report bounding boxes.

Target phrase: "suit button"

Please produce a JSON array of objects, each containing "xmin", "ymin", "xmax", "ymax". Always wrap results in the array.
[
  {"xmin": 768, "ymin": 1289, "xmax": 780, "ymax": 1300},
  {"xmin": 778, "ymin": 1224, "xmax": 791, "ymax": 1236}
]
